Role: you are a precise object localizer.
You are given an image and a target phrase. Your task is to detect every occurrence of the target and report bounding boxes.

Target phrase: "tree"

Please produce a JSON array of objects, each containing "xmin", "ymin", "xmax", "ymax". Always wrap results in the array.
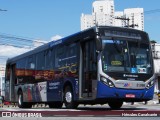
[{"xmin": 150, "ymin": 40, "xmax": 157, "ymax": 43}]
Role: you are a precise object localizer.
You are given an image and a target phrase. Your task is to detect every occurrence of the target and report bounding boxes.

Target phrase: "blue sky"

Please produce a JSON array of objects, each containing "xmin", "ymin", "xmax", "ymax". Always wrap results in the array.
[{"xmin": 0, "ymin": 0, "xmax": 160, "ymax": 42}]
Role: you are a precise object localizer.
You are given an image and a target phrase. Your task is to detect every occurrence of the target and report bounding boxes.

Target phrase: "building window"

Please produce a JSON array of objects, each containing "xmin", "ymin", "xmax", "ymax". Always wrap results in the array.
[{"xmin": 100, "ymin": 6, "xmax": 103, "ymax": 12}]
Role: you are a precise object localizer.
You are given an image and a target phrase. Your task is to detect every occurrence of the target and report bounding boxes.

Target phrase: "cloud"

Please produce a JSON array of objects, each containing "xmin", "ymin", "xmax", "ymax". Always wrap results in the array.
[
  {"xmin": 0, "ymin": 36, "xmax": 62, "ymax": 64},
  {"xmin": 0, "ymin": 45, "xmax": 31, "ymax": 64},
  {"xmin": 51, "ymin": 35, "xmax": 62, "ymax": 41},
  {"xmin": 33, "ymin": 39, "xmax": 47, "ymax": 48},
  {"xmin": 0, "ymin": 45, "xmax": 30, "ymax": 57}
]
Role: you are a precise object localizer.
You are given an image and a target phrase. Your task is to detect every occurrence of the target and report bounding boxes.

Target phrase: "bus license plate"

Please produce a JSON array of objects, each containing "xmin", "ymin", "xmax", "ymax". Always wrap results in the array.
[{"xmin": 125, "ymin": 94, "xmax": 135, "ymax": 98}]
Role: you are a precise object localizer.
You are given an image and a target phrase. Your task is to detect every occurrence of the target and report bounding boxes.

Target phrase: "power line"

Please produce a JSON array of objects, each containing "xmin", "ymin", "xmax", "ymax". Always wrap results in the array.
[
  {"xmin": 144, "ymin": 9, "xmax": 160, "ymax": 14},
  {"xmin": 0, "ymin": 56, "xmax": 8, "ymax": 59},
  {"xmin": 0, "ymin": 43, "xmax": 31, "ymax": 48},
  {"xmin": 0, "ymin": 33, "xmax": 47, "ymax": 48},
  {"xmin": 0, "ymin": 9, "xmax": 7, "ymax": 11},
  {"xmin": 114, "ymin": 8, "xmax": 160, "ymax": 29},
  {"xmin": 0, "ymin": 34, "xmax": 46, "ymax": 44}
]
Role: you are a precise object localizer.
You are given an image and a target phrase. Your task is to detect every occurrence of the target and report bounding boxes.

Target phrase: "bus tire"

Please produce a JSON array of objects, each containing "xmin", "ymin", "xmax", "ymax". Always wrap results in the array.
[
  {"xmin": 48, "ymin": 102, "xmax": 63, "ymax": 108},
  {"xmin": 108, "ymin": 101, "xmax": 123, "ymax": 109},
  {"xmin": 18, "ymin": 91, "xmax": 32, "ymax": 108},
  {"xmin": 18, "ymin": 91, "xmax": 25, "ymax": 108},
  {"xmin": 63, "ymin": 86, "xmax": 78, "ymax": 109}
]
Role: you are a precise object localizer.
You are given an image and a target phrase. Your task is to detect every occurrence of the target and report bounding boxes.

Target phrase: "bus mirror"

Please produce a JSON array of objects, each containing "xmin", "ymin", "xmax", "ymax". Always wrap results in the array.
[{"xmin": 96, "ymin": 37, "xmax": 102, "ymax": 51}]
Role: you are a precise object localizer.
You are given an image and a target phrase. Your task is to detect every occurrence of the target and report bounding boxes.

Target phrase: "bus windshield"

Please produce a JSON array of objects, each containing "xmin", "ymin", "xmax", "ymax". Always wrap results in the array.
[{"xmin": 101, "ymin": 39, "xmax": 152, "ymax": 74}]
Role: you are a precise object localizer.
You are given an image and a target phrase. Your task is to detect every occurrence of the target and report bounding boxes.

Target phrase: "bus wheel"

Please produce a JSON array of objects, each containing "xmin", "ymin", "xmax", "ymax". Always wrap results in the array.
[
  {"xmin": 108, "ymin": 101, "xmax": 123, "ymax": 109},
  {"xmin": 18, "ymin": 91, "xmax": 25, "ymax": 108},
  {"xmin": 48, "ymin": 102, "xmax": 63, "ymax": 108},
  {"xmin": 64, "ymin": 86, "xmax": 78, "ymax": 109},
  {"xmin": 18, "ymin": 91, "xmax": 32, "ymax": 108}
]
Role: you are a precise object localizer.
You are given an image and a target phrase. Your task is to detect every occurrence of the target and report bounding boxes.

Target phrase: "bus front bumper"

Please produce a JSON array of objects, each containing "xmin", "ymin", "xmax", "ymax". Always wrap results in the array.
[{"xmin": 96, "ymin": 81, "xmax": 154, "ymax": 102}]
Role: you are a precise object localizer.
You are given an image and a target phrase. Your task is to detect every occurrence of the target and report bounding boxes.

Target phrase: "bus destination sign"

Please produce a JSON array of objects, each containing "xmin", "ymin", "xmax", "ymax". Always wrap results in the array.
[{"xmin": 104, "ymin": 30, "xmax": 142, "ymax": 40}]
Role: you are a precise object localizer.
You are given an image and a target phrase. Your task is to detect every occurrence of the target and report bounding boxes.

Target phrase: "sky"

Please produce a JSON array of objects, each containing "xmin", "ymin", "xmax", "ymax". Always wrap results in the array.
[{"xmin": 0, "ymin": 0, "xmax": 160, "ymax": 64}]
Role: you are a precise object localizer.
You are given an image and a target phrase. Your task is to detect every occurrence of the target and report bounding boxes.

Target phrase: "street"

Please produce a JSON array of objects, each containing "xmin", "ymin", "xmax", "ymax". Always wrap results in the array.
[
  {"xmin": 0, "ymin": 102, "xmax": 160, "ymax": 117},
  {"xmin": 0, "ymin": 97, "xmax": 160, "ymax": 120}
]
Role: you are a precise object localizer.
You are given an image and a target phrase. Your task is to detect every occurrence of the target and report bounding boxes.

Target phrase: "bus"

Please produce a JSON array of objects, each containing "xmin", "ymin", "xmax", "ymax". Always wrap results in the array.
[{"xmin": 5, "ymin": 26, "xmax": 155, "ymax": 109}]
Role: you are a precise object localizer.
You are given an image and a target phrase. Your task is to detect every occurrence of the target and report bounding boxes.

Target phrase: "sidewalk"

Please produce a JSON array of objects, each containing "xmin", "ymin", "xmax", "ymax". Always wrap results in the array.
[{"xmin": 144, "ymin": 93, "xmax": 160, "ymax": 105}]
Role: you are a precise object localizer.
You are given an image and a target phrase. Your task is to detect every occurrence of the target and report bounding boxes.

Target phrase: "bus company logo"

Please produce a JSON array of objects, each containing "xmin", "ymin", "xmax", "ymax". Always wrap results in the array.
[
  {"xmin": 123, "ymin": 83, "xmax": 132, "ymax": 87},
  {"xmin": 123, "ymin": 74, "xmax": 138, "ymax": 78}
]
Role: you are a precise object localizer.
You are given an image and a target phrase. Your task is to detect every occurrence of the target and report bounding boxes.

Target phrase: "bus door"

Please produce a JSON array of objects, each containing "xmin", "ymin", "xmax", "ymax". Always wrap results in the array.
[
  {"xmin": 10, "ymin": 64, "xmax": 16, "ymax": 102},
  {"xmin": 79, "ymin": 40, "xmax": 97, "ymax": 99}
]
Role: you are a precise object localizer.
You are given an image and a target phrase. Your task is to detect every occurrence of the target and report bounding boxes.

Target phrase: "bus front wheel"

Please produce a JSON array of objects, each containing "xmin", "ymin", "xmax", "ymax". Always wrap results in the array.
[
  {"xmin": 108, "ymin": 101, "xmax": 123, "ymax": 109},
  {"xmin": 63, "ymin": 86, "xmax": 78, "ymax": 109}
]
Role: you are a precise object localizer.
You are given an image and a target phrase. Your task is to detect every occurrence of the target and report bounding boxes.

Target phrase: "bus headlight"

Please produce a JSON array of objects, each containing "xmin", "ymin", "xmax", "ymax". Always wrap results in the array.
[
  {"xmin": 146, "ymin": 79, "xmax": 155, "ymax": 89},
  {"xmin": 100, "ymin": 76, "xmax": 114, "ymax": 87}
]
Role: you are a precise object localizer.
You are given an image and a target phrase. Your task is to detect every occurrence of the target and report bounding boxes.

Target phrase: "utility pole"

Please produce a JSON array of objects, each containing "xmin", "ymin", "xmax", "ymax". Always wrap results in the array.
[
  {"xmin": 128, "ymin": 24, "xmax": 138, "ymax": 28},
  {"xmin": 115, "ymin": 17, "xmax": 138, "ymax": 29},
  {"xmin": 115, "ymin": 17, "xmax": 130, "ymax": 28}
]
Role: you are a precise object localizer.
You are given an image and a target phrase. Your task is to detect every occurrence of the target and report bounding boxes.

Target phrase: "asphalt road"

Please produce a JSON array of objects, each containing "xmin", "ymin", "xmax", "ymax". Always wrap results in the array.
[
  {"xmin": 0, "ymin": 94, "xmax": 160, "ymax": 119},
  {"xmin": 0, "ymin": 103, "xmax": 160, "ymax": 118}
]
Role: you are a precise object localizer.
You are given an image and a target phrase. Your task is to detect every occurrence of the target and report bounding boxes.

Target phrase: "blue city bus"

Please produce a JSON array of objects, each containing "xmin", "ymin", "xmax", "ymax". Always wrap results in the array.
[{"xmin": 5, "ymin": 26, "xmax": 155, "ymax": 109}]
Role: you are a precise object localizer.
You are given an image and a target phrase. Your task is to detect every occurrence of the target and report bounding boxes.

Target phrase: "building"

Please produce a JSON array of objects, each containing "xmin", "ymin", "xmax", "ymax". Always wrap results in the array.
[
  {"xmin": 0, "ymin": 65, "xmax": 5, "ymax": 97},
  {"xmin": 81, "ymin": 0, "xmax": 114, "ymax": 30},
  {"xmin": 0, "ymin": 65, "xmax": 5, "ymax": 77},
  {"xmin": 124, "ymin": 8, "xmax": 144, "ymax": 31},
  {"xmin": 81, "ymin": 14, "xmax": 95, "ymax": 31},
  {"xmin": 114, "ymin": 11, "xmax": 125, "ymax": 27},
  {"xmin": 114, "ymin": 8, "xmax": 144, "ymax": 31},
  {"xmin": 81, "ymin": 0, "xmax": 144, "ymax": 31}
]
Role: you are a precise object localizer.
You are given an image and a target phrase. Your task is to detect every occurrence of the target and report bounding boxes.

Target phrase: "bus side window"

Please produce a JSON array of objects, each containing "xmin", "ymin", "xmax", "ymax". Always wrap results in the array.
[
  {"xmin": 55, "ymin": 46, "xmax": 66, "ymax": 68},
  {"xmin": 36, "ymin": 52, "xmax": 45, "ymax": 70},
  {"xmin": 66, "ymin": 43, "xmax": 77, "ymax": 73},
  {"xmin": 45, "ymin": 49, "xmax": 54, "ymax": 69},
  {"xmin": 26, "ymin": 56, "xmax": 35, "ymax": 70},
  {"xmin": 67, "ymin": 43, "xmax": 77, "ymax": 62},
  {"xmin": 17, "ymin": 58, "xmax": 27, "ymax": 83}
]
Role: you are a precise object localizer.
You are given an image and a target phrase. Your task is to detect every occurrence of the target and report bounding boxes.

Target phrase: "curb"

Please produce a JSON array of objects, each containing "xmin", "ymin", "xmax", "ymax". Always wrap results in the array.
[{"xmin": 124, "ymin": 100, "xmax": 160, "ymax": 105}]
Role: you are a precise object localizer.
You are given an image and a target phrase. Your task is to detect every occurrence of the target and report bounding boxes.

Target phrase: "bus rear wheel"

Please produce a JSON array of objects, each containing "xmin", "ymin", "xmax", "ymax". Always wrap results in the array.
[
  {"xmin": 63, "ymin": 86, "xmax": 78, "ymax": 109},
  {"xmin": 18, "ymin": 91, "xmax": 32, "ymax": 108},
  {"xmin": 18, "ymin": 91, "xmax": 25, "ymax": 108},
  {"xmin": 108, "ymin": 101, "xmax": 123, "ymax": 109}
]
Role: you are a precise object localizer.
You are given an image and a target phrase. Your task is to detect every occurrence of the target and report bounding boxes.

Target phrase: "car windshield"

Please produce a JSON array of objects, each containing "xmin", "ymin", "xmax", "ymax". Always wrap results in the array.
[{"xmin": 101, "ymin": 39, "xmax": 152, "ymax": 74}]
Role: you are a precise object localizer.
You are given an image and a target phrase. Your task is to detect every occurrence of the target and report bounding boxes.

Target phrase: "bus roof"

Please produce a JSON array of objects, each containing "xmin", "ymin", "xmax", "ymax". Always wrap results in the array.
[
  {"xmin": 6, "ymin": 26, "xmax": 97, "ymax": 64},
  {"xmin": 6, "ymin": 26, "xmax": 148, "ymax": 64}
]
